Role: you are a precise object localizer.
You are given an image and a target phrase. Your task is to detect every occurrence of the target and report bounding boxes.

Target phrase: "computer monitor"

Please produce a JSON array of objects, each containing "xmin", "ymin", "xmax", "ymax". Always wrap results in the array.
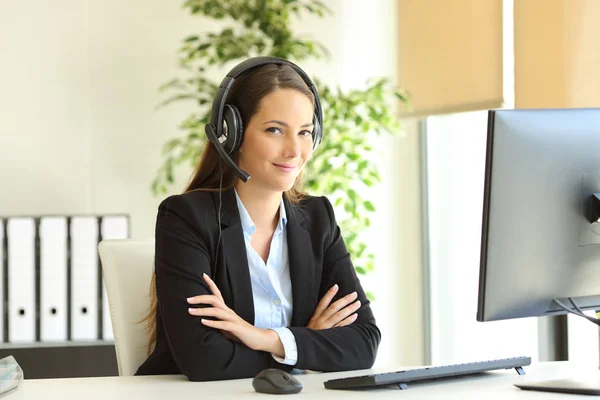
[
  {"xmin": 476, "ymin": 108, "xmax": 600, "ymax": 394},
  {"xmin": 477, "ymin": 108, "xmax": 600, "ymax": 322}
]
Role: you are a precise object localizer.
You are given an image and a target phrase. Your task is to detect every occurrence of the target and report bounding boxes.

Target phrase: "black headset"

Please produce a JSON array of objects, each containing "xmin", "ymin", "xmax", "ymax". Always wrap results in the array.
[{"xmin": 204, "ymin": 56, "xmax": 323, "ymax": 182}]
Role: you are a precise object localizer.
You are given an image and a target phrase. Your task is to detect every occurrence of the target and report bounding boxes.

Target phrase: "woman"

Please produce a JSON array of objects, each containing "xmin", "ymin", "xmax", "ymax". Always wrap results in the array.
[{"xmin": 136, "ymin": 57, "xmax": 381, "ymax": 381}]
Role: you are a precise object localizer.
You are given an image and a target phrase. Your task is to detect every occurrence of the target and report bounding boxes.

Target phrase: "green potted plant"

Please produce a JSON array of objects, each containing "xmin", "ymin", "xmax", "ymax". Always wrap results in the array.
[{"xmin": 152, "ymin": 0, "xmax": 410, "ymax": 297}]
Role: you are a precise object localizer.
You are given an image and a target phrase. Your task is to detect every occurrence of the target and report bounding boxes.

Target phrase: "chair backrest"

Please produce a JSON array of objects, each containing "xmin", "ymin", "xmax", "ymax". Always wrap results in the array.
[{"xmin": 98, "ymin": 239, "xmax": 155, "ymax": 376}]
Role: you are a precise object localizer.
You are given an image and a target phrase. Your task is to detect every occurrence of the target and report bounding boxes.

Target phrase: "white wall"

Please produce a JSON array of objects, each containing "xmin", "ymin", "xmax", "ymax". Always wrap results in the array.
[
  {"xmin": 369, "ymin": 119, "xmax": 424, "ymax": 368},
  {"xmin": 0, "ymin": 0, "xmax": 201, "ymax": 239},
  {"xmin": 0, "ymin": 0, "xmax": 425, "ymax": 367},
  {"xmin": 425, "ymin": 111, "xmax": 540, "ymax": 365}
]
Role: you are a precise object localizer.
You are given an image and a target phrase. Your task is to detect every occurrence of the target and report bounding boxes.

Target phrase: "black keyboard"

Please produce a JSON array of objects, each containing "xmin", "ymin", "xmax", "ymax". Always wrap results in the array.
[{"xmin": 324, "ymin": 356, "xmax": 531, "ymax": 390}]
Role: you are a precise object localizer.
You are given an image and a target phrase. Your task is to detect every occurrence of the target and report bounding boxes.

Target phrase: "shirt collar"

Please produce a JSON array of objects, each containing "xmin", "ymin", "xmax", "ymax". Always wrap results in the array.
[{"xmin": 234, "ymin": 189, "xmax": 287, "ymax": 236}]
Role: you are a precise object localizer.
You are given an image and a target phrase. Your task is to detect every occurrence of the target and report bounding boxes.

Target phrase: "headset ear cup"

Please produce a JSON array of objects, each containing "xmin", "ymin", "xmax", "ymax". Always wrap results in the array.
[
  {"xmin": 230, "ymin": 105, "xmax": 244, "ymax": 152},
  {"xmin": 222, "ymin": 104, "xmax": 243, "ymax": 154},
  {"xmin": 312, "ymin": 113, "xmax": 322, "ymax": 151}
]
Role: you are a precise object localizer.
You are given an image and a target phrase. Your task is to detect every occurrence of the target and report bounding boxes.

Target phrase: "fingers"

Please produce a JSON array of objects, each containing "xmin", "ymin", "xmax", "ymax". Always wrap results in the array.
[
  {"xmin": 187, "ymin": 294, "xmax": 224, "ymax": 309},
  {"xmin": 201, "ymin": 318, "xmax": 234, "ymax": 332},
  {"xmin": 309, "ymin": 299, "xmax": 360, "ymax": 330},
  {"xmin": 188, "ymin": 306, "xmax": 229, "ymax": 320},
  {"xmin": 329, "ymin": 300, "xmax": 361, "ymax": 326},
  {"xmin": 202, "ymin": 273, "xmax": 224, "ymax": 302},
  {"xmin": 307, "ymin": 288, "xmax": 362, "ymax": 330},
  {"xmin": 310, "ymin": 284, "xmax": 339, "ymax": 322},
  {"xmin": 333, "ymin": 313, "xmax": 358, "ymax": 328},
  {"xmin": 321, "ymin": 291, "xmax": 358, "ymax": 321}
]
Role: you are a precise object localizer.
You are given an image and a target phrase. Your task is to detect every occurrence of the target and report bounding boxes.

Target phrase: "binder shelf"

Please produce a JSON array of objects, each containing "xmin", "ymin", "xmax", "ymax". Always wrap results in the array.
[{"xmin": 0, "ymin": 214, "xmax": 130, "ymax": 345}]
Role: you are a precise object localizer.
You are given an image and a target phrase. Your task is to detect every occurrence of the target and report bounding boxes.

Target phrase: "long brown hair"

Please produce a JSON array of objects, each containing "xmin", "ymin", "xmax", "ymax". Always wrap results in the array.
[{"xmin": 139, "ymin": 63, "xmax": 316, "ymax": 355}]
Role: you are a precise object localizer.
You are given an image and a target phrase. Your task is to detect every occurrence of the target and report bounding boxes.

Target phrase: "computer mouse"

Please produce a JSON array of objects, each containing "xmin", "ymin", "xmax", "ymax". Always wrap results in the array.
[{"xmin": 252, "ymin": 368, "xmax": 303, "ymax": 395}]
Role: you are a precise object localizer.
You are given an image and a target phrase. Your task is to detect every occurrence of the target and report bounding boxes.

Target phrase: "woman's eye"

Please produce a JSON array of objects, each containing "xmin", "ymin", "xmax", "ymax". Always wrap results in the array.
[
  {"xmin": 300, "ymin": 130, "xmax": 313, "ymax": 137},
  {"xmin": 266, "ymin": 127, "xmax": 283, "ymax": 134}
]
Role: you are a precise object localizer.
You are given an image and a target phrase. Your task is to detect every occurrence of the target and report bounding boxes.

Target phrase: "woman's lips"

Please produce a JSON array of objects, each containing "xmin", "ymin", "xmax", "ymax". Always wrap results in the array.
[{"xmin": 273, "ymin": 163, "xmax": 297, "ymax": 173}]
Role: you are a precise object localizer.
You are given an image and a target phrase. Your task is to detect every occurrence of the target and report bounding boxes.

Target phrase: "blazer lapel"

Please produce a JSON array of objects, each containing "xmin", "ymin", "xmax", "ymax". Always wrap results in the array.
[
  {"xmin": 284, "ymin": 198, "xmax": 317, "ymax": 327},
  {"xmin": 215, "ymin": 189, "xmax": 255, "ymax": 325}
]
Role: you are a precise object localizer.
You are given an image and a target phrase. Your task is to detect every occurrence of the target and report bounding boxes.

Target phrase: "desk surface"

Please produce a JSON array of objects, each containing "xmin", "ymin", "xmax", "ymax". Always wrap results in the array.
[{"xmin": 10, "ymin": 361, "xmax": 600, "ymax": 399}]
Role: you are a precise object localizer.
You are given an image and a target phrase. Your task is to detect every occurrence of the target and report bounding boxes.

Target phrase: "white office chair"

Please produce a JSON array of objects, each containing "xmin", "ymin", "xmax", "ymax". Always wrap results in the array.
[{"xmin": 98, "ymin": 239, "xmax": 155, "ymax": 376}]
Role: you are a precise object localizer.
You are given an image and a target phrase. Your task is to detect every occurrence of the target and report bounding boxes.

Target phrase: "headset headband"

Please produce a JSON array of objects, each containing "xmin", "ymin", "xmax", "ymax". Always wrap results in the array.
[{"xmin": 209, "ymin": 56, "xmax": 323, "ymax": 139}]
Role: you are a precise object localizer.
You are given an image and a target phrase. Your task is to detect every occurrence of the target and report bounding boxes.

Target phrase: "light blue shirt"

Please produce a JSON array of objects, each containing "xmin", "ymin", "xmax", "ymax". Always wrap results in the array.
[{"xmin": 234, "ymin": 190, "xmax": 298, "ymax": 366}]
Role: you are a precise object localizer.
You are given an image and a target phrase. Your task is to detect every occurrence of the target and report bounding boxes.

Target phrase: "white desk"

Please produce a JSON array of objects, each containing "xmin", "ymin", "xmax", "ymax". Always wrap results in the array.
[{"xmin": 9, "ymin": 362, "xmax": 600, "ymax": 399}]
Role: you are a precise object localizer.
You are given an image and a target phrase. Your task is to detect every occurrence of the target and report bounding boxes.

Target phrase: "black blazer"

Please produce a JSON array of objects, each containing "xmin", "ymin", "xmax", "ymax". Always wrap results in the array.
[{"xmin": 135, "ymin": 188, "xmax": 381, "ymax": 381}]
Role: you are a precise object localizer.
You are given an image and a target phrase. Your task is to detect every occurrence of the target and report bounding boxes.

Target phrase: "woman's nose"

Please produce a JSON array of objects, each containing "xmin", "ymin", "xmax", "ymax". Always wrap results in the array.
[{"xmin": 283, "ymin": 134, "xmax": 301, "ymax": 158}]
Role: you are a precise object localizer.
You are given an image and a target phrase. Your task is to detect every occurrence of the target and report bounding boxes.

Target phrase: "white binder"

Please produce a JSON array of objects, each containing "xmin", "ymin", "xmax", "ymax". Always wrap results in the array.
[
  {"xmin": 100, "ymin": 216, "xmax": 129, "ymax": 341},
  {"xmin": 70, "ymin": 216, "xmax": 98, "ymax": 340},
  {"xmin": 40, "ymin": 217, "xmax": 68, "ymax": 342},
  {"xmin": 7, "ymin": 218, "xmax": 35, "ymax": 343}
]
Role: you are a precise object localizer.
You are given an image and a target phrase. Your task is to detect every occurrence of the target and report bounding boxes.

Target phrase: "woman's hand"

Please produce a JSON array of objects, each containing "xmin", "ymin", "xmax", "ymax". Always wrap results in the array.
[
  {"xmin": 307, "ymin": 284, "xmax": 361, "ymax": 330},
  {"xmin": 187, "ymin": 273, "xmax": 284, "ymax": 357}
]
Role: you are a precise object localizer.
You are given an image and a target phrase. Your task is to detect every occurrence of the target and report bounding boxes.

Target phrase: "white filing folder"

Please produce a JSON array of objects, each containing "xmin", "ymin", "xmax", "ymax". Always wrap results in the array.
[
  {"xmin": 7, "ymin": 218, "xmax": 35, "ymax": 343},
  {"xmin": 100, "ymin": 216, "xmax": 129, "ymax": 340},
  {"xmin": 70, "ymin": 216, "xmax": 98, "ymax": 340},
  {"xmin": 40, "ymin": 217, "xmax": 68, "ymax": 342},
  {"xmin": 0, "ymin": 219, "xmax": 4, "ymax": 343}
]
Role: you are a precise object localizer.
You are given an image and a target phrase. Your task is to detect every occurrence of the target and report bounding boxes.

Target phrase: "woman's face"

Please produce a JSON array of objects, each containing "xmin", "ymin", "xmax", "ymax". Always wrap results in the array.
[{"xmin": 238, "ymin": 89, "xmax": 315, "ymax": 193}]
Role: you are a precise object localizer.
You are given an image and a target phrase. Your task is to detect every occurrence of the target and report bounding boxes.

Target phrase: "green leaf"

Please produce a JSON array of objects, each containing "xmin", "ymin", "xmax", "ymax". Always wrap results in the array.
[
  {"xmin": 343, "ymin": 202, "xmax": 352, "ymax": 213},
  {"xmin": 165, "ymin": 158, "xmax": 174, "ymax": 183},
  {"xmin": 347, "ymin": 188, "xmax": 357, "ymax": 203},
  {"xmin": 364, "ymin": 201, "xmax": 375, "ymax": 212},
  {"xmin": 162, "ymin": 138, "xmax": 181, "ymax": 156},
  {"xmin": 357, "ymin": 160, "xmax": 369, "ymax": 171}
]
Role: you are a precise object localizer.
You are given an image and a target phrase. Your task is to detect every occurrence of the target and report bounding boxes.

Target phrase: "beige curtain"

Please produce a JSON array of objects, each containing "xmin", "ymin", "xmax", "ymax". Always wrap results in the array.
[
  {"xmin": 515, "ymin": 0, "xmax": 600, "ymax": 108},
  {"xmin": 397, "ymin": 0, "xmax": 503, "ymax": 117}
]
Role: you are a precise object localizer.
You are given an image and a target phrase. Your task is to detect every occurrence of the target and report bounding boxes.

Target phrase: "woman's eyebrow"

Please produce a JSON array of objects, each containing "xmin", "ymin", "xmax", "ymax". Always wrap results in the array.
[{"xmin": 263, "ymin": 120, "xmax": 314, "ymax": 128}]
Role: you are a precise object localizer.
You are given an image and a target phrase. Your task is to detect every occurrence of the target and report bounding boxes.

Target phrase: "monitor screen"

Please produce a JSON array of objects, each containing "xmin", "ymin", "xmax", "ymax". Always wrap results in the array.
[{"xmin": 477, "ymin": 108, "xmax": 600, "ymax": 322}]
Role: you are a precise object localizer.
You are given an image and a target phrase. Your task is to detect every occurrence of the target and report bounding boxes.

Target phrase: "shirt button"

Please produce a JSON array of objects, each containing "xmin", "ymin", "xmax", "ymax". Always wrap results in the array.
[{"xmin": 273, "ymin": 299, "xmax": 281, "ymax": 306}]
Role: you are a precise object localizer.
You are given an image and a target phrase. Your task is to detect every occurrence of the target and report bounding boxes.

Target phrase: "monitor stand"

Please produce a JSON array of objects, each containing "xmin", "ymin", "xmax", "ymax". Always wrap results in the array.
[{"xmin": 515, "ymin": 312, "xmax": 600, "ymax": 396}]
